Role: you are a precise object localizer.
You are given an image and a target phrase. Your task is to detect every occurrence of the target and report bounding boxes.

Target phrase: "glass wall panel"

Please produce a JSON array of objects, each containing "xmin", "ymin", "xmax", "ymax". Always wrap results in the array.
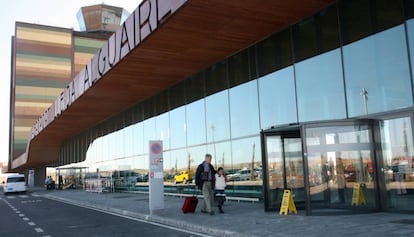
[
  {"xmin": 257, "ymin": 29, "xmax": 293, "ymax": 76},
  {"xmin": 108, "ymin": 132, "xmax": 117, "ymax": 160},
  {"xmin": 374, "ymin": 0, "xmax": 404, "ymax": 32},
  {"xmin": 186, "ymin": 72, "xmax": 205, "ymax": 104},
  {"xmin": 229, "ymin": 80, "xmax": 260, "ymax": 138},
  {"xmin": 258, "ymin": 66, "xmax": 297, "ymax": 128},
  {"xmin": 406, "ymin": 0, "xmax": 414, "ymax": 19},
  {"xmin": 296, "ymin": 49, "xmax": 346, "ymax": 122},
  {"xmin": 124, "ymin": 125, "xmax": 134, "ymax": 158},
  {"xmin": 186, "ymin": 100, "xmax": 206, "ymax": 146},
  {"xmin": 169, "ymin": 82, "xmax": 185, "ymax": 110},
  {"xmin": 205, "ymin": 90, "xmax": 230, "ymax": 143},
  {"xmin": 156, "ymin": 112, "xmax": 170, "ymax": 150},
  {"xmin": 205, "ymin": 61, "xmax": 228, "ymax": 96},
  {"xmin": 207, "ymin": 141, "xmax": 232, "ymax": 171},
  {"xmin": 344, "ymin": 25, "xmax": 412, "ymax": 117},
  {"xmin": 340, "ymin": 0, "xmax": 373, "ymax": 45},
  {"xmin": 228, "ymin": 49, "xmax": 253, "ymax": 88},
  {"xmin": 170, "ymin": 106, "xmax": 186, "ymax": 149},
  {"xmin": 144, "ymin": 117, "xmax": 156, "ymax": 152},
  {"xmin": 318, "ymin": 4, "xmax": 340, "ymax": 53},
  {"xmin": 170, "ymin": 148, "xmax": 191, "ymax": 177},
  {"xmin": 231, "ymin": 137, "xmax": 261, "ymax": 182},
  {"xmin": 132, "ymin": 122, "xmax": 144, "ymax": 156},
  {"xmin": 293, "ymin": 17, "xmax": 317, "ymax": 61},
  {"xmin": 188, "ymin": 145, "xmax": 208, "ymax": 168}
]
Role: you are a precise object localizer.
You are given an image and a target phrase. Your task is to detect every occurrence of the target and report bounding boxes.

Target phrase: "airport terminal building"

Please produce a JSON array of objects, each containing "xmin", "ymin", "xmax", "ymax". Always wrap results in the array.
[{"xmin": 9, "ymin": 0, "xmax": 414, "ymax": 214}]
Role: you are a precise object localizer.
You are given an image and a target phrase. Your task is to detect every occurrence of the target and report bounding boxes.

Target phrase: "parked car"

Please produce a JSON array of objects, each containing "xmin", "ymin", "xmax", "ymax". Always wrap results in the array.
[
  {"xmin": 174, "ymin": 171, "xmax": 194, "ymax": 184},
  {"xmin": 227, "ymin": 169, "xmax": 258, "ymax": 181},
  {"xmin": 3, "ymin": 174, "xmax": 26, "ymax": 194}
]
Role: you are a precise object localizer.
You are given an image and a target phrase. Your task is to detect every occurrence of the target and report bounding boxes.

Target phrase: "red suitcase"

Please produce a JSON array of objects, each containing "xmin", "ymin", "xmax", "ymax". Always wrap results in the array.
[{"xmin": 182, "ymin": 196, "xmax": 198, "ymax": 213}]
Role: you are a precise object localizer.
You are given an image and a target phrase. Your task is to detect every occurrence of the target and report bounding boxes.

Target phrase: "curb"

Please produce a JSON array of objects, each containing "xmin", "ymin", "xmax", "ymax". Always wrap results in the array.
[{"xmin": 41, "ymin": 194, "xmax": 254, "ymax": 237}]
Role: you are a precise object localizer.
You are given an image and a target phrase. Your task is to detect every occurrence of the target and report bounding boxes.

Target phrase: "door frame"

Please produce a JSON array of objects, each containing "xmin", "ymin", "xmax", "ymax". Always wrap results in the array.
[
  {"xmin": 302, "ymin": 119, "xmax": 380, "ymax": 214},
  {"xmin": 372, "ymin": 112, "xmax": 414, "ymax": 212},
  {"xmin": 260, "ymin": 125, "xmax": 304, "ymax": 212}
]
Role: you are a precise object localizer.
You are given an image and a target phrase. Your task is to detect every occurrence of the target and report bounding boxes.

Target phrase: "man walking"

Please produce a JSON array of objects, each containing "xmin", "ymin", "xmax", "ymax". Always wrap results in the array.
[{"xmin": 195, "ymin": 153, "xmax": 216, "ymax": 215}]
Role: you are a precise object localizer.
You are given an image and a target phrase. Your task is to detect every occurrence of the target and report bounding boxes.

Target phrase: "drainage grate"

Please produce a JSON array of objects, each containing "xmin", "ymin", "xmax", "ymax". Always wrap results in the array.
[{"xmin": 390, "ymin": 219, "xmax": 414, "ymax": 225}]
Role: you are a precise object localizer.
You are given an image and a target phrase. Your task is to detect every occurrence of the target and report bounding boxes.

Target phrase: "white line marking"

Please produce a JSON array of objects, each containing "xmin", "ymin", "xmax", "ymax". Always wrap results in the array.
[
  {"xmin": 15, "ymin": 211, "xmax": 21, "ymax": 214},
  {"xmin": 19, "ymin": 195, "xmax": 29, "ymax": 198},
  {"xmin": 43, "ymin": 235, "xmax": 51, "ymax": 237},
  {"xmin": 34, "ymin": 228, "xmax": 44, "ymax": 233},
  {"xmin": 28, "ymin": 222, "xmax": 36, "ymax": 226},
  {"xmin": 23, "ymin": 217, "xmax": 29, "ymax": 221},
  {"xmin": 19, "ymin": 214, "xmax": 25, "ymax": 217},
  {"xmin": 6, "ymin": 196, "xmax": 15, "ymax": 199}
]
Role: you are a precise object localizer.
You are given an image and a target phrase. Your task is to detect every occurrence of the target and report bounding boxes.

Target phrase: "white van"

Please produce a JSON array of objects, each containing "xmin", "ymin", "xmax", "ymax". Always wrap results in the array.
[{"xmin": 3, "ymin": 174, "xmax": 27, "ymax": 194}]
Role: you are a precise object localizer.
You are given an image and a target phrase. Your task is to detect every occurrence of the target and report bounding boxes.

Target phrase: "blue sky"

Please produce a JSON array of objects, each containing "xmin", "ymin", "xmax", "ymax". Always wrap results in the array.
[{"xmin": 0, "ymin": 0, "xmax": 140, "ymax": 163}]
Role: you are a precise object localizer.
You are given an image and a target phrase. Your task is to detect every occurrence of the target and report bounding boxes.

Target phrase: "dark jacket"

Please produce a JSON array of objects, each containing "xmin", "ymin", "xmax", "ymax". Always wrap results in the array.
[{"xmin": 195, "ymin": 162, "xmax": 216, "ymax": 189}]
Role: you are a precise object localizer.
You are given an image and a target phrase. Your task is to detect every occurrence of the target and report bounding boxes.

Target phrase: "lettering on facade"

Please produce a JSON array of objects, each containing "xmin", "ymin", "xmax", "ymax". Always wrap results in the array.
[{"xmin": 30, "ymin": 0, "xmax": 187, "ymax": 138}]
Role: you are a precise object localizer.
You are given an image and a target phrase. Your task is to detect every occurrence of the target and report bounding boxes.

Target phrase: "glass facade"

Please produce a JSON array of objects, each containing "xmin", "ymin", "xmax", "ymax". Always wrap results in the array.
[
  {"xmin": 344, "ymin": 25, "xmax": 412, "ymax": 117},
  {"xmin": 296, "ymin": 49, "xmax": 346, "ymax": 122},
  {"xmin": 60, "ymin": 0, "xmax": 414, "ymax": 213}
]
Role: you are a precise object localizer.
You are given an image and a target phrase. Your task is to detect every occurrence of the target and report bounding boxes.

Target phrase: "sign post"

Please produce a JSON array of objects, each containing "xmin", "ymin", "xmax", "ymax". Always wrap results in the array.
[{"xmin": 149, "ymin": 140, "xmax": 164, "ymax": 214}]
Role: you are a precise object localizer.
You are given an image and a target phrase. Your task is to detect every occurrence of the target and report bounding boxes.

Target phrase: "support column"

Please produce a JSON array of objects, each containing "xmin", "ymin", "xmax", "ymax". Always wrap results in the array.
[{"xmin": 33, "ymin": 167, "xmax": 46, "ymax": 187}]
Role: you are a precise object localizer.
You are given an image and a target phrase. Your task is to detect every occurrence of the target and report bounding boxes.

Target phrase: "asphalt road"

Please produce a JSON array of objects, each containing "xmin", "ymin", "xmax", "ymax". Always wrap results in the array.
[{"xmin": 0, "ymin": 191, "xmax": 211, "ymax": 237}]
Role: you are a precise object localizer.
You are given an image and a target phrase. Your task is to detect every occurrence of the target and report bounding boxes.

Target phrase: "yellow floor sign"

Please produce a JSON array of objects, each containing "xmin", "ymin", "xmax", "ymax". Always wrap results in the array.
[
  {"xmin": 279, "ymin": 190, "xmax": 297, "ymax": 215},
  {"xmin": 351, "ymin": 183, "xmax": 366, "ymax": 205}
]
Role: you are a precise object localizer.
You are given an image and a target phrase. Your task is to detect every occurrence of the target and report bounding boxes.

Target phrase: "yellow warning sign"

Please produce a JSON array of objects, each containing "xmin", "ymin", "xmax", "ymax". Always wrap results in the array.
[
  {"xmin": 279, "ymin": 190, "xmax": 297, "ymax": 215},
  {"xmin": 351, "ymin": 183, "xmax": 366, "ymax": 205}
]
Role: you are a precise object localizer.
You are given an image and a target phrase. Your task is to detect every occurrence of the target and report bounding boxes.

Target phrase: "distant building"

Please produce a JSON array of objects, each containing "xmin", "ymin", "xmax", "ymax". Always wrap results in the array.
[{"xmin": 9, "ymin": 4, "xmax": 128, "ymax": 185}]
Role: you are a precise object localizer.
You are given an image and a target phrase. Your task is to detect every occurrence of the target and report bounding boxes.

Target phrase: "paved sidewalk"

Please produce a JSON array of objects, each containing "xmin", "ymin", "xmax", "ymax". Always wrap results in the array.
[{"xmin": 31, "ymin": 189, "xmax": 413, "ymax": 237}]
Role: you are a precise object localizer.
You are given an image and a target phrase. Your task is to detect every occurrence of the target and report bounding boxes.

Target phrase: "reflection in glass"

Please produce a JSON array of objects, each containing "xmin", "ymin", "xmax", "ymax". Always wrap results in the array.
[
  {"xmin": 205, "ymin": 90, "xmax": 230, "ymax": 143},
  {"xmin": 186, "ymin": 100, "xmax": 206, "ymax": 146},
  {"xmin": 133, "ymin": 122, "xmax": 144, "ymax": 156},
  {"xmin": 229, "ymin": 80, "xmax": 260, "ymax": 138},
  {"xmin": 207, "ymin": 141, "xmax": 231, "ymax": 170},
  {"xmin": 144, "ymin": 118, "xmax": 156, "ymax": 151},
  {"xmin": 258, "ymin": 66, "xmax": 297, "ymax": 128},
  {"xmin": 123, "ymin": 125, "xmax": 134, "ymax": 158},
  {"xmin": 170, "ymin": 106, "xmax": 186, "ymax": 149},
  {"xmin": 265, "ymin": 136, "xmax": 305, "ymax": 210},
  {"xmin": 156, "ymin": 112, "xmax": 170, "ymax": 150},
  {"xmin": 170, "ymin": 149, "xmax": 188, "ymax": 175},
  {"xmin": 296, "ymin": 49, "xmax": 346, "ymax": 122},
  {"xmin": 380, "ymin": 117, "xmax": 414, "ymax": 211},
  {"xmin": 306, "ymin": 124, "xmax": 376, "ymax": 209},
  {"xmin": 231, "ymin": 137, "xmax": 261, "ymax": 181},
  {"xmin": 187, "ymin": 146, "xmax": 208, "ymax": 169},
  {"xmin": 266, "ymin": 136, "xmax": 284, "ymax": 209},
  {"xmin": 344, "ymin": 25, "xmax": 412, "ymax": 117}
]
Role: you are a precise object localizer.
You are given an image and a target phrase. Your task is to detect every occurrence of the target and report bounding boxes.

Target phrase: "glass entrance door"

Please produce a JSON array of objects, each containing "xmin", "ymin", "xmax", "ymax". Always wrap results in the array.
[
  {"xmin": 304, "ymin": 122, "xmax": 377, "ymax": 212},
  {"xmin": 262, "ymin": 129, "xmax": 305, "ymax": 211},
  {"xmin": 378, "ymin": 116, "xmax": 414, "ymax": 211}
]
